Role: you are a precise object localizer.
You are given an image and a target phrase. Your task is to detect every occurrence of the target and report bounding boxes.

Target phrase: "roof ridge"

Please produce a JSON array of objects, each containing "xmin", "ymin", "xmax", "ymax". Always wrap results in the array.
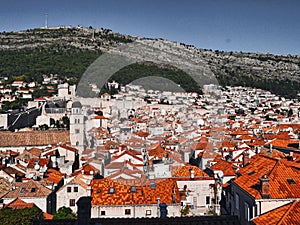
[
  {"xmin": 267, "ymin": 160, "xmax": 282, "ymax": 177},
  {"xmin": 277, "ymin": 200, "xmax": 298, "ymax": 225}
]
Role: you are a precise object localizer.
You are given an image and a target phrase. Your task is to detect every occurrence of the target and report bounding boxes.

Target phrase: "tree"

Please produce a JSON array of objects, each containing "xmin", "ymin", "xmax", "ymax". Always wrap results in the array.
[
  {"xmin": 0, "ymin": 205, "xmax": 43, "ymax": 225},
  {"xmin": 62, "ymin": 115, "xmax": 70, "ymax": 130},
  {"xmin": 53, "ymin": 206, "xmax": 77, "ymax": 219}
]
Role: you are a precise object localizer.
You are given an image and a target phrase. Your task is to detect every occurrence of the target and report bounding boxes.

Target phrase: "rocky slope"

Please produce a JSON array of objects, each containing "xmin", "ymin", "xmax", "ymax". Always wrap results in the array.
[{"xmin": 0, "ymin": 26, "xmax": 299, "ymax": 98}]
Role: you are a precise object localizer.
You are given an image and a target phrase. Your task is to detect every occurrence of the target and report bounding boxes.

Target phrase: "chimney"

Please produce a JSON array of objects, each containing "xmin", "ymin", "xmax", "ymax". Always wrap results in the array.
[
  {"xmin": 157, "ymin": 198, "xmax": 161, "ymax": 218},
  {"xmin": 242, "ymin": 151, "xmax": 250, "ymax": 167},
  {"xmin": 189, "ymin": 169, "xmax": 195, "ymax": 180},
  {"xmin": 259, "ymin": 174, "xmax": 270, "ymax": 199}
]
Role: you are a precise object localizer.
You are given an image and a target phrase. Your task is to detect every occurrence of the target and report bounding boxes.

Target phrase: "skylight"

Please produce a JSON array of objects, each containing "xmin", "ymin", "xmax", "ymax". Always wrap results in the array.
[
  {"xmin": 108, "ymin": 187, "xmax": 115, "ymax": 194},
  {"xmin": 248, "ymin": 171, "xmax": 255, "ymax": 176},
  {"xmin": 287, "ymin": 178, "xmax": 296, "ymax": 184},
  {"xmin": 31, "ymin": 188, "xmax": 36, "ymax": 193},
  {"xmin": 150, "ymin": 182, "xmax": 156, "ymax": 189},
  {"xmin": 131, "ymin": 186, "xmax": 136, "ymax": 193},
  {"xmin": 20, "ymin": 188, "xmax": 25, "ymax": 194}
]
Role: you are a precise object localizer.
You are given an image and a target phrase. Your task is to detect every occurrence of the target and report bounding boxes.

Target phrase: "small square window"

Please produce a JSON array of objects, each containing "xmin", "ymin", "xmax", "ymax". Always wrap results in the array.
[
  {"xmin": 125, "ymin": 209, "xmax": 131, "ymax": 215},
  {"xmin": 150, "ymin": 182, "xmax": 156, "ymax": 189},
  {"xmin": 31, "ymin": 188, "xmax": 36, "ymax": 193},
  {"xmin": 20, "ymin": 188, "xmax": 25, "ymax": 194},
  {"xmin": 131, "ymin": 186, "xmax": 136, "ymax": 193},
  {"xmin": 109, "ymin": 187, "xmax": 115, "ymax": 194},
  {"xmin": 146, "ymin": 210, "xmax": 151, "ymax": 216},
  {"xmin": 74, "ymin": 187, "xmax": 78, "ymax": 192},
  {"xmin": 70, "ymin": 199, "xmax": 75, "ymax": 207},
  {"xmin": 67, "ymin": 187, "xmax": 71, "ymax": 192},
  {"xmin": 101, "ymin": 211, "xmax": 105, "ymax": 216}
]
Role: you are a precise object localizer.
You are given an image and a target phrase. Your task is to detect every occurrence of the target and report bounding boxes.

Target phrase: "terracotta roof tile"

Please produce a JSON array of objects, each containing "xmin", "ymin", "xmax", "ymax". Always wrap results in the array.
[
  {"xmin": 43, "ymin": 212, "xmax": 54, "ymax": 220},
  {"xmin": 234, "ymin": 153, "xmax": 300, "ymax": 199},
  {"xmin": 210, "ymin": 160, "xmax": 237, "ymax": 176},
  {"xmin": 27, "ymin": 158, "xmax": 50, "ymax": 168},
  {"xmin": 173, "ymin": 165, "xmax": 209, "ymax": 177},
  {"xmin": 148, "ymin": 143, "xmax": 167, "ymax": 159},
  {"xmin": 0, "ymin": 130, "xmax": 70, "ymax": 147},
  {"xmin": 3, "ymin": 179, "xmax": 52, "ymax": 199},
  {"xmin": 252, "ymin": 201, "xmax": 300, "ymax": 225},
  {"xmin": 4, "ymin": 197, "xmax": 35, "ymax": 209},
  {"xmin": 91, "ymin": 178, "xmax": 180, "ymax": 206}
]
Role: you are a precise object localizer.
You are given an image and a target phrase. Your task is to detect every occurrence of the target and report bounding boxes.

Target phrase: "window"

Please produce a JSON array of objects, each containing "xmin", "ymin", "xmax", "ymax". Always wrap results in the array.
[
  {"xmin": 125, "ymin": 209, "xmax": 131, "ymax": 215},
  {"xmin": 245, "ymin": 202, "xmax": 250, "ymax": 221},
  {"xmin": 75, "ymin": 129, "xmax": 80, "ymax": 134},
  {"xmin": 131, "ymin": 186, "xmax": 136, "ymax": 193},
  {"xmin": 235, "ymin": 193, "xmax": 240, "ymax": 210},
  {"xmin": 287, "ymin": 178, "xmax": 296, "ymax": 184},
  {"xmin": 31, "ymin": 188, "xmax": 36, "ymax": 193},
  {"xmin": 206, "ymin": 196, "xmax": 210, "ymax": 205},
  {"xmin": 248, "ymin": 171, "xmax": 255, "ymax": 176},
  {"xmin": 74, "ymin": 187, "xmax": 78, "ymax": 192},
  {"xmin": 146, "ymin": 210, "xmax": 151, "ymax": 216},
  {"xmin": 67, "ymin": 187, "xmax": 71, "ymax": 192},
  {"xmin": 150, "ymin": 182, "xmax": 156, "ymax": 189},
  {"xmin": 108, "ymin": 187, "xmax": 115, "ymax": 194},
  {"xmin": 70, "ymin": 199, "xmax": 75, "ymax": 207},
  {"xmin": 97, "ymin": 189, "xmax": 102, "ymax": 194},
  {"xmin": 20, "ymin": 188, "xmax": 25, "ymax": 194},
  {"xmin": 101, "ymin": 211, "xmax": 105, "ymax": 216}
]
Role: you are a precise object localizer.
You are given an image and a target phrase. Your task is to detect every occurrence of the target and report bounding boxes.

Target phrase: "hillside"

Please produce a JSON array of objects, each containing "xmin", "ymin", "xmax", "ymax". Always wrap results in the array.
[{"xmin": 0, "ymin": 26, "xmax": 299, "ymax": 98}]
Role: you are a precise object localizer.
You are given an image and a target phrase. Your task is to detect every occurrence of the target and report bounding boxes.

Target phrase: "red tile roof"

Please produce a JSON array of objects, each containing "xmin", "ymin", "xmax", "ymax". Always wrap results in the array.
[
  {"xmin": 3, "ymin": 179, "xmax": 52, "ymax": 199},
  {"xmin": 71, "ymin": 164, "xmax": 99, "ymax": 176},
  {"xmin": 173, "ymin": 165, "xmax": 209, "ymax": 178},
  {"xmin": 43, "ymin": 169, "xmax": 64, "ymax": 184},
  {"xmin": 267, "ymin": 139, "xmax": 299, "ymax": 150},
  {"xmin": 43, "ymin": 212, "xmax": 54, "ymax": 220},
  {"xmin": 4, "ymin": 197, "xmax": 35, "ymax": 209},
  {"xmin": 91, "ymin": 178, "xmax": 180, "ymax": 206},
  {"xmin": 210, "ymin": 160, "xmax": 237, "ymax": 176},
  {"xmin": 0, "ymin": 130, "xmax": 70, "ymax": 147},
  {"xmin": 148, "ymin": 143, "xmax": 167, "ymax": 159},
  {"xmin": 27, "ymin": 158, "xmax": 50, "ymax": 168},
  {"xmin": 234, "ymin": 153, "xmax": 300, "ymax": 199},
  {"xmin": 252, "ymin": 201, "xmax": 300, "ymax": 225}
]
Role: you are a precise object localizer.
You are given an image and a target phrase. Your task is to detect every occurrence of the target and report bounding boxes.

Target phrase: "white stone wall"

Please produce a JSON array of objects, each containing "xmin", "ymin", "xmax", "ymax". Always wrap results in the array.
[
  {"xmin": 56, "ymin": 184, "xmax": 89, "ymax": 213},
  {"xmin": 91, "ymin": 204, "xmax": 181, "ymax": 218},
  {"xmin": 176, "ymin": 179, "xmax": 215, "ymax": 215},
  {"xmin": 0, "ymin": 114, "xmax": 8, "ymax": 129}
]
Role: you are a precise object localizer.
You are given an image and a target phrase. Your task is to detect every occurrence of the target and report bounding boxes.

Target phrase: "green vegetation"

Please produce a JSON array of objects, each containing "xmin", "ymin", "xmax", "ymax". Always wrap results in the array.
[
  {"xmin": 0, "ymin": 205, "xmax": 43, "ymax": 225},
  {"xmin": 53, "ymin": 206, "xmax": 77, "ymax": 219},
  {"xmin": 0, "ymin": 46, "xmax": 101, "ymax": 84},
  {"xmin": 108, "ymin": 61, "xmax": 202, "ymax": 93},
  {"xmin": 0, "ymin": 27, "xmax": 299, "ymax": 98},
  {"xmin": 215, "ymin": 68, "xmax": 300, "ymax": 98}
]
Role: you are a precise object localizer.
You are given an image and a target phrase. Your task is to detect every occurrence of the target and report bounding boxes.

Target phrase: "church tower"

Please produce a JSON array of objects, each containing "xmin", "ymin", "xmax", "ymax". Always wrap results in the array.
[{"xmin": 70, "ymin": 101, "xmax": 85, "ymax": 153}]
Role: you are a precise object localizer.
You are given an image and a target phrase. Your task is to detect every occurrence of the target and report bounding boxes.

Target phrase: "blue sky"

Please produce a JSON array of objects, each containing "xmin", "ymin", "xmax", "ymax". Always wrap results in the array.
[{"xmin": 0, "ymin": 0, "xmax": 299, "ymax": 55}]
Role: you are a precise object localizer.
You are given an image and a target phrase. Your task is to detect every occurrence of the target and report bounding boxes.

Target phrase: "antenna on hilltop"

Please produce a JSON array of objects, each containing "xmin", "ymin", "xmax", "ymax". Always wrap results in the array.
[{"xmin": 45, "ymin": 13, "xmax": 48, "ymax": 29}]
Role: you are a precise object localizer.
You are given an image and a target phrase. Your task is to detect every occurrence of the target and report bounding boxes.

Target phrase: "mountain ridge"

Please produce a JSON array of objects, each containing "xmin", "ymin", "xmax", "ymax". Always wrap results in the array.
[{"xmin": 0, "ymin": 26, "xmax": 299, "ymax": 98}]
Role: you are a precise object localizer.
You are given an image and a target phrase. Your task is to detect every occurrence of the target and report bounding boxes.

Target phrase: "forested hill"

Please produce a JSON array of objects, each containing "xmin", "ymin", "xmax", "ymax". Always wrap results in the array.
[{"xmin": 0, "ymin": 26, "xmax": 299, "ymax": 98}]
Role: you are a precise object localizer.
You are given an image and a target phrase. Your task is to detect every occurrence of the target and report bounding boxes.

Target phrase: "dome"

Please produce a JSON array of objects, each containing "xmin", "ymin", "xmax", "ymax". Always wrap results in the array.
[{"xmin": 72, "ymin": 101, "xmax": 82, "ymax": 108}]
